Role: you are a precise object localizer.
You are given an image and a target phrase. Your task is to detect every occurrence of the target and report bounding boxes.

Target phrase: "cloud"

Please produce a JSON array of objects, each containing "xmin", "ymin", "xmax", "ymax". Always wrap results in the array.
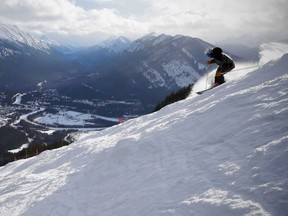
[
  {"xmin": 147, "ymin": 0, "xmax": 288, "ymax": 45},
  {"xmin": 0, "ymin": 0, "xmax": 149, "ymax": 43},
  {"xmin": 2, "ymin": 0, "xmax": 78, "ymax": 21},
  {"xmin": 0, "ymin": 0, "xmax": 287, "ymax": 46}
]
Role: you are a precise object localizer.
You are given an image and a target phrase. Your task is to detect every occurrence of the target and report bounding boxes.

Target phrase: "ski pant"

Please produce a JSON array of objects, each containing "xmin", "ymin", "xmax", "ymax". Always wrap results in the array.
[{"xmin": 215, "ymin": 63, "xmax": 235, "ymax": 84}]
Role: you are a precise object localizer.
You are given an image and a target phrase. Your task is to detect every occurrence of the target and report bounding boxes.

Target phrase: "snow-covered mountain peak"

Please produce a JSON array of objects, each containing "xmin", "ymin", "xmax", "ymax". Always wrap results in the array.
[
  {"xmin": 0, "ymin": 23, "xmax": 24, "ymax": 41},
  {"xmin": 0, "ymin": 23, "xmax": 50, "ymax": 52},
  {"xmin": 40, "ymin": 35, "xmax": 61, "ymax": 46},
  {"xmin": 99, "ymin": 36, "xmax": 131, "ymax": 53},
  {"xmin": 127, "ymin": 33, "xmax": 172, "ymax": 52},
  {"xmin": 138, "ymin": 32, "xmax": 159, "ymax": 41},
  {"xmin": 139, "ymin": 33, "xmax": 172, "ymax": 44}
]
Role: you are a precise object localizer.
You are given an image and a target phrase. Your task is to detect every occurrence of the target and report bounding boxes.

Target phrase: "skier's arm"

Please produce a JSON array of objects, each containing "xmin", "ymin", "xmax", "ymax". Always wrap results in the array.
[{"xmin": 207, "ymin": 59, "xmax": 216, "ymax": 65}]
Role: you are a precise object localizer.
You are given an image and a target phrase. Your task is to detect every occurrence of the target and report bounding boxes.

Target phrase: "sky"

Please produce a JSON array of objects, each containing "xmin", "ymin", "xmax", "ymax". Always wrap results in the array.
[{"xmin": 0, "ymin": 0, "xmax": 287, "ymax": 46}]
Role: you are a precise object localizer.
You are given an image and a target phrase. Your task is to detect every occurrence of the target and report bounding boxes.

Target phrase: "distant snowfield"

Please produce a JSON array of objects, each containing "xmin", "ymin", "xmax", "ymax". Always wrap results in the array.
[
  {"xmin": 0, "ymin": 116, "xmax": 8, "ymax": 127},
  {"xmin": 35, "ymin": 110, "xmax": 95, "ymax": 126},
  {"xmin": 8, "ymin": 143, "xmax": 29, "ymax": 154},
  {"xmin": 34, "ymin": 110, "xmax": 119, "ymax": 126},
  {"xmin": 11, "ymin": 108, "xmax": 119, "ymax": 131},
  {"xmin": 0, "ymin": 42, "xmax": 288, "ymax": 216},
  {"xmin": 12, "ymin": 93, "xmax": 27, "ymax": 105}
]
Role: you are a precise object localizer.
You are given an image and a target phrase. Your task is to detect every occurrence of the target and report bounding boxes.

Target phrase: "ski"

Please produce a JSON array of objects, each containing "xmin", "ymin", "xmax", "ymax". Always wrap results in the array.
[
  {"xmin": 196, "ymin": 89, "xmax": 209, "ymax": 95},
  {"xmin": 196, "ymin": 87, "xmax": 214, "ymax": 95}
]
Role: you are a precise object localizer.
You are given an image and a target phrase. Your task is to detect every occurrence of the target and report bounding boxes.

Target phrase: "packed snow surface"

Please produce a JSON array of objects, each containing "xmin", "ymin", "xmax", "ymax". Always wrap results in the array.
[{"xmin": 0, "ymin": 45, "xmax": 288, "ymax": 216}]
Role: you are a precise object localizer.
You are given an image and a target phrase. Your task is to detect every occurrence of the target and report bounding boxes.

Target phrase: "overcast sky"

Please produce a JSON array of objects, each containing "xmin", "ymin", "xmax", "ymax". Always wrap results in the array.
[{"xmin": 0, "ymin": 0, "xmax": 287, "ymax": 46}]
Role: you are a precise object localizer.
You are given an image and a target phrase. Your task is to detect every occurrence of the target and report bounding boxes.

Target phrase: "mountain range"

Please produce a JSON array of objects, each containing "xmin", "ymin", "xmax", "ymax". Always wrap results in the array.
[
  {"xmin": 0, "ymin": 23, "xmax": 241, "ymax": 111},
  {"xmin": 0, "ymin": 23, "xmax": 246, "ymax": 162}
]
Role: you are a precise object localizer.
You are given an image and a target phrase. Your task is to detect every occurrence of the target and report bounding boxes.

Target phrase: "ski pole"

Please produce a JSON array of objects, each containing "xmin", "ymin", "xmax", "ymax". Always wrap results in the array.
[
  {"xmin": 230, "ymin": 65, "xmax": 259, "ymax": 73},
  {"xmin": 205, "ymin": 72, "xmax": 208, "ymax": 89}
]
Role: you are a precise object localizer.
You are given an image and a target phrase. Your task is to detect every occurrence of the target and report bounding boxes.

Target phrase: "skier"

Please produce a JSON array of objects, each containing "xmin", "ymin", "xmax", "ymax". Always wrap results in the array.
[{"xmin": 206, "ymin": 47, "xmax": 235, "ymax": 87}]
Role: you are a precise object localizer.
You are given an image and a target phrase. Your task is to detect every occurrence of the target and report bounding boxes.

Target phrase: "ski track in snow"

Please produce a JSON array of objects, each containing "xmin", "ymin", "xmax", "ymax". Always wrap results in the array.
[{"xmin": 0, "ymin": 47, "xmax": 288, "ymax": 216}]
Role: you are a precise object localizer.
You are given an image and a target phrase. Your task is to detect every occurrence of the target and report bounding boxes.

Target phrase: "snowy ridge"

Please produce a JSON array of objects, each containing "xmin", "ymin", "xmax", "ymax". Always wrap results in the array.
[
  {"xmin": 127, "ymin": 39, "xmax": 145, "ymax": 52},
  {"xmin": 0, "ymin": 45, "xmax": 288, "ymax": 216},
  {"xmin": 127, "ymin": 33, "xmax": 170, "ymax": 52},
  {"xmin": 99, "ymin": 36, "xmax": 131, "ymax": 53},
  {"xmin": 152, "ymin": 34, "xmax": 171, "ymax": 46},
  {"xmin": 0, "ymin": 23, "xmax": 50, "ymax": 53}
]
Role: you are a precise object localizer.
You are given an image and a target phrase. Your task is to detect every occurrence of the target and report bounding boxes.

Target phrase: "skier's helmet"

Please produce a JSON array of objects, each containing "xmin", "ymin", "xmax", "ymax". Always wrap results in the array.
[{"xmin": 212, "ymin": 47, "xmax": 222, "ymax": 56}]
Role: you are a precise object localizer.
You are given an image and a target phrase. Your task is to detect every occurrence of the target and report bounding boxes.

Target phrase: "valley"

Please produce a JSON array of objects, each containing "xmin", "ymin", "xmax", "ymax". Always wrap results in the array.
[{"xmin": 0, "ymin": 88, "xmax": 141, "ymax": 164}]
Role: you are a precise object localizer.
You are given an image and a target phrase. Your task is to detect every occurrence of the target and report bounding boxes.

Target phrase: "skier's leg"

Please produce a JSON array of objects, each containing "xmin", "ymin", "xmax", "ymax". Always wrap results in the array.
[
  {"xmin": 221, "ymin": 63, "xmax": 235, "ymax": 74},
  {"xmin": 214, "ymin": 70, "xmax": 225, "ymax": 87}
]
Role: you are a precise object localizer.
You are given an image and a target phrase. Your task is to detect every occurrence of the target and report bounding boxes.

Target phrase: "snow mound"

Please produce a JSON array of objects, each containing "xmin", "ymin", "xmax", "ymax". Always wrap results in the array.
[
  {"xmin": 259, "ymin": 41, "xmax": 288, "ymax": 66},
  {"xmin": 0, "ymin": 51, "xmax": 288, "ymax": 216}
]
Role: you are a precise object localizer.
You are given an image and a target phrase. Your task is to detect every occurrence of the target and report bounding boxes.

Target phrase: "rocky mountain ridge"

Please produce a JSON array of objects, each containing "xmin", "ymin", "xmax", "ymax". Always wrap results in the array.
[{"xmin": 0, "ymin": 23, "xmax": 237, "ymax": 108}]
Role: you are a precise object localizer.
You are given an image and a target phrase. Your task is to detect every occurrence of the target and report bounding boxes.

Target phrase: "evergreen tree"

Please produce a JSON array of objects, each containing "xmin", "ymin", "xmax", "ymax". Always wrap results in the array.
[{"xmin": 154, "ymin": 84, "xmax": 193, "ymax": 112}]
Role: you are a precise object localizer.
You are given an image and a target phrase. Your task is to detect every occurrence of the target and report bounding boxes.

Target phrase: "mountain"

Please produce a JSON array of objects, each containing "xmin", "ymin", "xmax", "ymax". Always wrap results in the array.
[
  {"xmin": 99, "ymin": 36, "xmax": 131, "ymax": 53},
  {"xmin": 0, "ymin": 24, "xmax": 224, "ymax": 109},
  {"xmin": 66, "ymin": 33, "xmax": 234, "ymax": 110},
  {"xmin": 0, "ymin": 23, "xmax": 50, "ymax": 56},
  {"xmin": 125, "ymin": 33, "xmax": 208, "ymax": 88},
  {"xmin": 0, "ymin": 43, "xmax": 287, "ymax": 216},
  {"xmin": 0, "ymin": 25, "xmax": 223, "ymax": 165},
  {"xmin": 0, "ymin": 24, "xmax": 252, "ymax": 165},
  {"xmin": 0, "ymin": 24, "xmax": 76, "ymax": 57},
  {"xmin": 0, "ymin": 23, "xmax": 81, "ymax": 92}
]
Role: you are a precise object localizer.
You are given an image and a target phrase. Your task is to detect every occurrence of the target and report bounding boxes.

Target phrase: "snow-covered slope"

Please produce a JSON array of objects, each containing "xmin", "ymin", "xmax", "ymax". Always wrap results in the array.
[
  {"xmin": 259, "ymin": 41, "xmax": 288, "ymax": 66},
  {"xmin": 0, "ymin": 45, "xmax": 288, "ymax": 216},
  {"xmin": 0, "ymin": 23, "xmax": 50, "ymax": 53}
]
